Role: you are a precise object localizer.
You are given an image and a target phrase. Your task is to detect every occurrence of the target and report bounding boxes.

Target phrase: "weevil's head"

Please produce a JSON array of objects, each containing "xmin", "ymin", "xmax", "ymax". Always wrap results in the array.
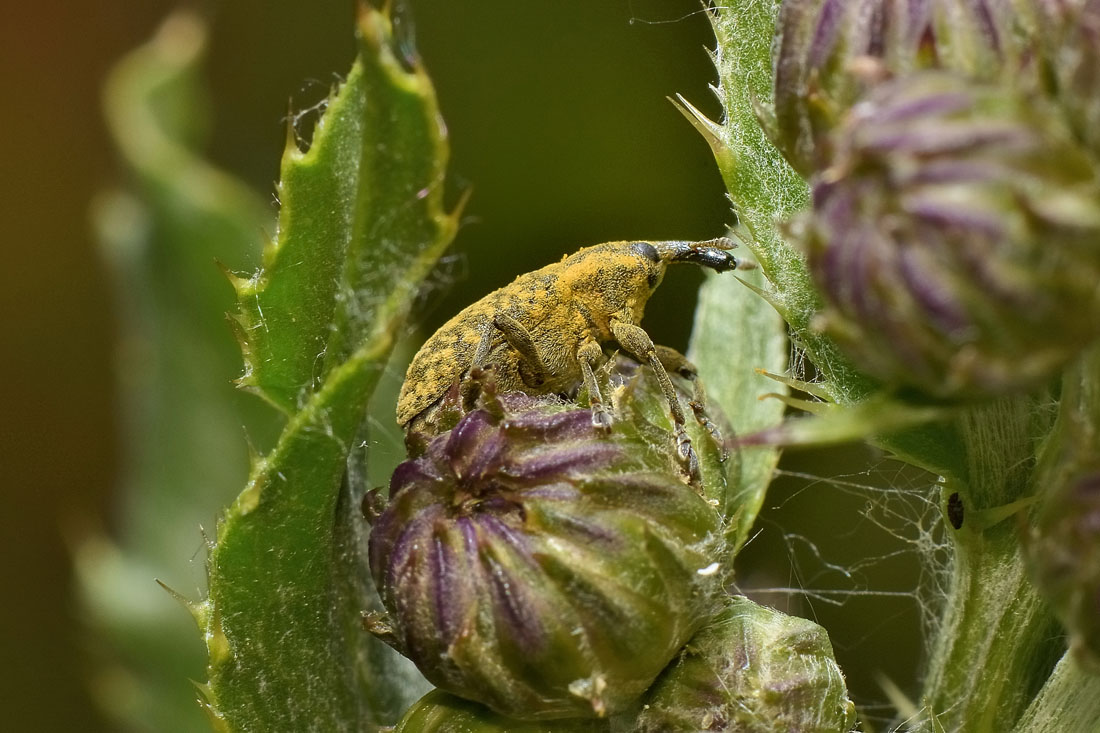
[
  {"xmin": 624, "ymin": 237, "xmax": 747, "ymax": 296},
  {"xmin": 563, "ymin": 237, "xmax": 749, "ymax": 335}
]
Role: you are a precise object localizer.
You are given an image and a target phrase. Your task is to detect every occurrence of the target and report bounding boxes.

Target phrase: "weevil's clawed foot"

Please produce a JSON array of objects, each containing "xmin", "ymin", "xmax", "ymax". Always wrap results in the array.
[
  {"xmin": 675, "ymin": 430, "xmax": 701, "ymax": 486},
  {"xmin": 591, "ymin": 405, "xmax": 613, "ymax": 433},
  {"xmin": 690, "ymin": 400, "xmax": 729, "ymax": 461}
]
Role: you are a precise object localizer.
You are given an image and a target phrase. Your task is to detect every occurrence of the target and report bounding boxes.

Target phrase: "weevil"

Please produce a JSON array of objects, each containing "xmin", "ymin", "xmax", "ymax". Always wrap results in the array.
[{"xmin": 397, "ymin": 238, "xmax": 751, "ymax": 476}]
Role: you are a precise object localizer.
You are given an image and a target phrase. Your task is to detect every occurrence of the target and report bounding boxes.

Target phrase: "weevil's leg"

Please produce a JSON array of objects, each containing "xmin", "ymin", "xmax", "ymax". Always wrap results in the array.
[
  {"xmin": 459, "ymin": 326, "xmax": 497, "ymax": 412},
  {"xmin": 611, "ymin": 321, "xmax": 699, "ymax": 482},
  {"xmin": 471, "ymin": 324, "xmax": 494, "ymax": 368},
  {"xmin": 577, "ymin": 337, "xmax": 612, "ymax": 432},
  {"xmin": 654, "ymin": 345, "xmax": 728, "ymax": 459},
  {"xmin": 493, "ymin": 313, "xmax": 549, "ymax": 388}
]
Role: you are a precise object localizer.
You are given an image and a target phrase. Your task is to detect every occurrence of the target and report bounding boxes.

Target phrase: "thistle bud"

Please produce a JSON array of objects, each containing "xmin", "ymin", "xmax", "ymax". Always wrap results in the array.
[
  {"xmin": 803, "ymin": 70, "xmax": 1100, "ymax": 398},
  {"xmin": 393, "ymin": 689, "xmax": 609, "ymax": 732},
  {"xmin": 368, "ymin": 359, "xmax": 732, "ymax": 720},
  {"xmin": 1034, "ymin": 0, "xmax": 1100, "ymax": 158},
  {"xmin": 634, "ymin": 596, "xmax": 856, "ymax": 733},
  {"xmin": 772, "ymin": 0, "xmax": 1031, "ymax": 176},
  {"xmin": 1027, "ymin": 471, "xmax": 1100, "ymax": 670}
]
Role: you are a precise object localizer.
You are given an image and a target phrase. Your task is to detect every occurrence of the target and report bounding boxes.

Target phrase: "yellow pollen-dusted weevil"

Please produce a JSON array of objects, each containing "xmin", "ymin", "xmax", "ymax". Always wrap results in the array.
[{"xmin": 397, "ymin": 237, "xmax": 751, "ymax": 476}]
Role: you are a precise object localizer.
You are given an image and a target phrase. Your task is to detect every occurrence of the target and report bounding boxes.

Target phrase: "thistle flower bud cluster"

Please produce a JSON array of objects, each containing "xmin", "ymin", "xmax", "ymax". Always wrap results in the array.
[
  {"xmin": 367, "ymin": 359, "xmax": 733, "ymax": 721},
  {"xmin": 774, "ymin": 0, "xmax": 1100, "ymax": 399},
  {"xmin": 804, "ymin": 71, "xmax": 1100, "ymax": 398}
]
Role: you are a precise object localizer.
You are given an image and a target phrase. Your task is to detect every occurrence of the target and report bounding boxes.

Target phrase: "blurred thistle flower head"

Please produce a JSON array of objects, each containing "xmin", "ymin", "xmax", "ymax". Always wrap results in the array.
[
  {"xmin": 771, "ymin": 0, "xmax": 1038, "ymax": 176},
  {"xmin": 800, "ymin": 70, "xmax": 1100, "ymax": 399}
]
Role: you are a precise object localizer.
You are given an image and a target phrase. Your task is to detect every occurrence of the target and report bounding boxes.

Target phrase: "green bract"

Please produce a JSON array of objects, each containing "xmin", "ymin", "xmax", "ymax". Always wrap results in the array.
[
  {"xmin": 368, "ymin": 359, "xmax": 733, "ymax": 720},
  {"xmin": 635, "ymin": 596, "xmax": 856, "ymax": 733},
  {"xmin": 394, "ymin": 689, "xmax": 609, "ymax": 732}
]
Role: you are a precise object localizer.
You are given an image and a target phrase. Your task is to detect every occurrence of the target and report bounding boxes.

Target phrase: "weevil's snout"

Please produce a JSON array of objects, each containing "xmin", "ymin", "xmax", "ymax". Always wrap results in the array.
[
  {"xmin": 654, "ymin": 238, "xmax": 747, "ymax": 272},
  {"xmin": 688, "ymin": 246, "xmax": 738, "ymax": 272}
]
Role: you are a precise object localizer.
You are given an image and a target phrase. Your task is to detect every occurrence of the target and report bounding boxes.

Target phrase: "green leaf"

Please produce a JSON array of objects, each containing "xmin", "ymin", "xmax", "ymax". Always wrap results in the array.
[
  {"xmin": 688, "ymin": 268, "xmax": 787, "ymax": 553},
  {"xmin": 79, "ymin": 11, "xmax": 272, "ymax": 733},
  {"xmin": 200, "ymin": 6, "xmax": 459, "ymax": 730}
]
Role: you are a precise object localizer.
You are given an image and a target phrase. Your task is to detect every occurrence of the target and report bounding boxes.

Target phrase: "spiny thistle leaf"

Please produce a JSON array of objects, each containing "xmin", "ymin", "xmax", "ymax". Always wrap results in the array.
[
  {"xmin": 229, "ymin": 5, "xmax": 459, "ymax": 414},
  {"xmin": 200, "ymin": 5, "xmax": 459, "ymax": 730},
  {"xmin": 688, "ymin": 267, "xmax": 788, "ymax": 554}
]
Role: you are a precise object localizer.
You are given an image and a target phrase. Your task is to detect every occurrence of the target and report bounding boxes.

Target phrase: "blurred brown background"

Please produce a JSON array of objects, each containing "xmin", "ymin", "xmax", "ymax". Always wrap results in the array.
[{"xmin": 1, "ymin": 1, "xmax": 923, "ymax": 730}]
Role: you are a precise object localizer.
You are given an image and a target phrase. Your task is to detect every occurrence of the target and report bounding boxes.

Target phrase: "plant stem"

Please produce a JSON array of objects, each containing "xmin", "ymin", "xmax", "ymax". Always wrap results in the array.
[
  {"xmin": 917, "ymin": 399, "xmax": 1063, "ymax": 732},
  {"xmin": 919, "ymin": 522, "xmax": 1062, "ymax": 732},
  {"xmin": 1011, "ymin": 652, "xmax": 1100, "ymax": 733}
]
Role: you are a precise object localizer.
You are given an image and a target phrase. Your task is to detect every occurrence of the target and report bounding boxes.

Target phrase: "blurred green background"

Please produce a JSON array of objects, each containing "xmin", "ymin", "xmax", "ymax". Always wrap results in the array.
[{"xmin": 2, "ymin": 1, "xmax": 926, "ymax": 730}]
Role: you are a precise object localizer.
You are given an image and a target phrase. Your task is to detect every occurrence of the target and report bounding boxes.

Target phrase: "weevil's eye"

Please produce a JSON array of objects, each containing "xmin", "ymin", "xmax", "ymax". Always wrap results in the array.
[{"xmin": 631, "ymin": 242, "xmax": 660, "ymax": 263}]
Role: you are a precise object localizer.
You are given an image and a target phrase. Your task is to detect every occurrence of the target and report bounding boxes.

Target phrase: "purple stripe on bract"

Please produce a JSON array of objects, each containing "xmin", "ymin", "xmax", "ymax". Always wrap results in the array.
[
  {"xmin": 503, "ymin": 407, "xmax": 594, "ymax": 441},
  {"xmin": 868, "ymin": 3, "xmax": 890, "ymax": 58},
  {"xmin": 444, "ymin": 409, "xmax": 493, "ymax": 463},
  {"xmin": 807, "ymin": 0, "xmax": 846, "ymax": 68},
  {"xmin": 458, "ymin": 515, "xmax": 480, "ymax": 557},
  {"xmin": 521, "ymin": 482, "xmax": 582, "ymax": 503},
  {"xmin": 371, "ymin": 494, "xmax": 437, "ymax": 568},
  {"xmin": 481, "ymin": 548, "xmax": 543, "ymax": 653},
  {"xmin": 456, "ymin": 430, "xmax": 507, "ymax": 488},
  {"xmin": 382, "ymin": 522, "xmax": 427, "ymax": 591},
  {"xmin": 871, "ymin": 90, "xmax": 970, "ymax": 125},
  {"xmin": 542, "ymin": 509, "xmax": 622, "ymax": 547},
  {"xmin": 862, "ymin": 121, "xmax": 1031, "ymax": 157},
  {"xmin": 430, "ymin": 527, "xmax": 462, "ymax": 644},
  {"xmin": 905, "ymin": 158, "xmax": 1012, "ymax": 186},
  {"xmin": 389, "ymin": 459, "xmax": 441, "ymax": 496},
  {"xmin": 904, "ymin": 194, "xmax": 1005, "ymax": 238},
  {"xmin": 897, "ymin": 245, "xmax": 970, "ymax": 334},
  {"xmin": 386, "ymin": 501, "xmax": 446, "ymax": 566},
  {"xmin": 841, "ymin": 211, "xmax": 877, "ymax": 322},
  {"xmin": 971, "ymin": 0, "xmax": 1002, "ymax": 55},
  {"xmin": 504, "ymin": 442, "xmax": 620, "ymax": 482},
  {"xmin": 812, "ymin": 182, "xmax": 850, "ymax": 292},
  {"xmin": 477, "ymin": 513, "xmax": 533, "ymax": 559}
]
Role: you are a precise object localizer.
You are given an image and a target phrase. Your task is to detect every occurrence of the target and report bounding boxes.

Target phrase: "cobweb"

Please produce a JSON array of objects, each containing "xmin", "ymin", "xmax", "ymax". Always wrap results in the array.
[{"xmin": 733, "ymin": 445, "xmax": 953, "ymax": 731}]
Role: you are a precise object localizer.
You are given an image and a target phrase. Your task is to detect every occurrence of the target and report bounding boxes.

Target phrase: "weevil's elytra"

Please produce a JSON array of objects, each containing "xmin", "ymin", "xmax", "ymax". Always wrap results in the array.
[{"xmin": 397, "ymin": 238, "xmax": 748, "ymax": 475}]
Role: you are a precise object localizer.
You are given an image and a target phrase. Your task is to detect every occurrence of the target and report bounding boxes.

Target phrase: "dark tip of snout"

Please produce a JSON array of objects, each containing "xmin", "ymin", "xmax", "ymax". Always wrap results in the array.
[
  {"xmin": 692, "ymin": 248, "xmax": 738, "ymax": 272},
  {"xmin": 652, "ymin": 237, "xmax": 744, "ymax": 272}
]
